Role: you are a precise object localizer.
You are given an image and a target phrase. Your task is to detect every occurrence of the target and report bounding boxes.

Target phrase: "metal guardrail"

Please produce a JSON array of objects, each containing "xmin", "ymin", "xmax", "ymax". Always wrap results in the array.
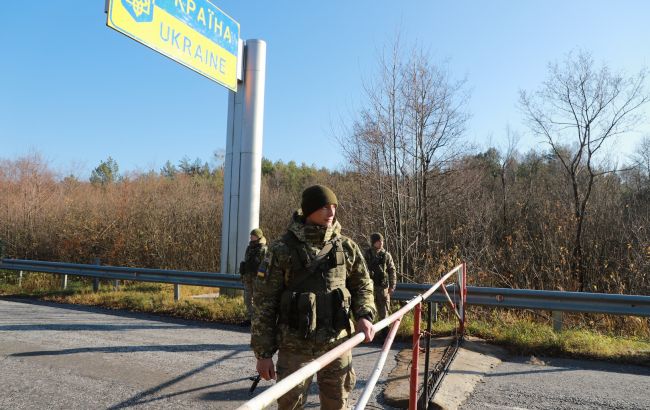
[
  {"xmin": 394, "ymin": 284, "xmax": 650, "ymax": 317},
  {"xmin": 0, "ymin": 258, "xmax": 243, "ymax": 290},
  {"xmin": 2, "ymin": 258, "xmax": 649, "ymax": 317}
]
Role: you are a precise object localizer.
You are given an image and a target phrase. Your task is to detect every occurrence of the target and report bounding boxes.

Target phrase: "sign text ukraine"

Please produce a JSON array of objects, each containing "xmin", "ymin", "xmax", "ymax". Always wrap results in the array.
[{"xmin": 107, "ymin": 0, "xmax": 240, "ymax": 91}]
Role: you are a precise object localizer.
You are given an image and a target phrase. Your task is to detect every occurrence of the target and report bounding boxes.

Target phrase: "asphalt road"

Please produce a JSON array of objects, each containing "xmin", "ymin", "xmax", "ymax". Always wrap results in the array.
[
  {"xmin": 0, "ymin": 298, "xmax": 402, "ymax": 410},
  {"xmin": 461, "ymin": 355, "xmax": 650, "ymax": 410},
  {"xmin": 3, "ymin": 298, "xmax": 649, "ymax": 410}
]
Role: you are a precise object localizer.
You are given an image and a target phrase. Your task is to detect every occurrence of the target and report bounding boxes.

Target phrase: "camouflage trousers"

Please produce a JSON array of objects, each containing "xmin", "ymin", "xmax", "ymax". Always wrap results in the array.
[
  {"xmin": 276, "ymin": 348, "xmax": 356, "ymax": 410},
  {"xmin": 242, "ymin": 274, "xmax": 253, "ymax": 320},
  {"xmin": 374, "ymin": 287, "xmax": 391, "ymax": 322}
]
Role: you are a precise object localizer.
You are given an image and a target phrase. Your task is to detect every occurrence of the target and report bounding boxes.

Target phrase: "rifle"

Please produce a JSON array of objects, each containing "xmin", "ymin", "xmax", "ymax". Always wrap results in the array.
[{"xmin": 249, "ymin": 374, "xmax": 261, "ymax": 394}]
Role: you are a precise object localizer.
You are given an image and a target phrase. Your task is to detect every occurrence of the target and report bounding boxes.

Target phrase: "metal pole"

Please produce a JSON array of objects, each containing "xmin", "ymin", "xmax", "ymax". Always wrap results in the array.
[
  {"xmin": 354, "ymin": 318, "xmax": 402, "ymax": 410},
  {"xmin": 221, "ymin": 65, "xmax": 244, "ymax": 277},
  {"xmin": 439, "ymin": 284, "xmax": 461, "ymax": 321},
  {"xmin": 93, "ymin": 258, "xmax": 100, "ymax": 293},
  {"xmin": 460, "ymin": 262, "xmax": 467, "ymax": 334},
  {"xmin": 423, "ymin": 301, "xmax": 433, "ymax": 409},
  {"xmin": 552, "ymin": 311, "xmax": 563, "ymax": 332},
  {"xmin": 18, "ymin": 270, "xmax": 23, "ymax": 288},
  {"xmin": 237, "ymin": 39, "xmax": 266, "ymax": 269},
  {"xmin": 221, "ymin": 39, "xmax": 265, "ymax": 291},
  {"xmin": 409, "ymin": 303, "xmax": 421, "ymax": 410},
  {"xmin": 174, "ymin": 284, "xmax": 181, "ymax": 302},
  {"xmin": 61, "ymin": 274, "xmax": 68, "ymax": 290}
]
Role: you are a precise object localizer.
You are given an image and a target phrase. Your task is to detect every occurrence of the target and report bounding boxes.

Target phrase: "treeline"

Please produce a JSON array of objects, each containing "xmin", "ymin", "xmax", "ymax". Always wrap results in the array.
[
  {"xmin": 0, "ymin": 154, "xmax": 222, "ymax": 270},
  {"xmin": 0, "ymin": 154, "xmax": 334, "ymax": 272},
  {"xmin": 0, "ymin": 142, "xmax": 648, "ymax": 296}
]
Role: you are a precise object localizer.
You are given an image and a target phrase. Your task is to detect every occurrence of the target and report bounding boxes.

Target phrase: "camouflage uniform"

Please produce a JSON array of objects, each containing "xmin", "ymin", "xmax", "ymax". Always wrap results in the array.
[
  {"xmin": 239, "ymin": 236, "xmax": 268, "ymax": 320},
  {"xmin": 364, "ymin": 247, "xmax": 397, "ymax": 322},
  {"xmin": 252, "ymin": 210, "xmax": 376, "ymax": 410}
]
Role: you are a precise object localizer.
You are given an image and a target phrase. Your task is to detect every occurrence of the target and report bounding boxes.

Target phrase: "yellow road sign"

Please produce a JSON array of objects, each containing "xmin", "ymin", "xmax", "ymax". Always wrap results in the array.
[{"xmin": 107, "ymin": 0, "xmax": 240, "ymax": 91}]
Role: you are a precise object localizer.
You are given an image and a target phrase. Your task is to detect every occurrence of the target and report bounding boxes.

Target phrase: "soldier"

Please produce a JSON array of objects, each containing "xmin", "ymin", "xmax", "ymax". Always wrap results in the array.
[
  {"xmin": 239, "ymin": 228, "xmax": 268, "ymax": 324},
  {"xmin": 364, "ymin": 233, "xmax": 397, "ymax": 322},
  {"xmin": 251, "ymin": 185, "xmax": 376, "ymax": 410}
]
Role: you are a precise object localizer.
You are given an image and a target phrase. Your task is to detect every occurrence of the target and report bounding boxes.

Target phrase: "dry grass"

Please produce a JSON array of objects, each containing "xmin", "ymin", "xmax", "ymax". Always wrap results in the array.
[
  {"xmin": 0, "ymin": 273, "xmax": 246, "ymax": 324},
  {"xmin": 384, "ymin": 304, "xmax": 650, "ymax": 366}
]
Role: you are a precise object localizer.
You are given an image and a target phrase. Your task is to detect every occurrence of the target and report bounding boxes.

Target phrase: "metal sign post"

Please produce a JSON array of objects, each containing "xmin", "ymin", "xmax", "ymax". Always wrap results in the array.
[{"xmin": 221, "ymin": 40, "xmax": 266, "ymax": 275}]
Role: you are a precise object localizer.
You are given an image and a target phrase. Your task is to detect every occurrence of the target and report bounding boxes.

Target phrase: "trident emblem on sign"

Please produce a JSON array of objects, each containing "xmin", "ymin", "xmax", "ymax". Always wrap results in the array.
[{"xmin": 122, "ymin": 0, "xmax": 154, "ymax": 22}]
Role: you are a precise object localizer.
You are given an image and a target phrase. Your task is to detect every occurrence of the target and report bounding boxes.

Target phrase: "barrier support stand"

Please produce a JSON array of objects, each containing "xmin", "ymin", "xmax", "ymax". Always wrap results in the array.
[
  {"xmin": 460, "ymin": 262, "xmax": 467, "ymax": 334},
  {"xmin": 93, "ymin": 258, "xmax": 100, "ymax": 293},
  {"xmin": 552, "ymin": 311, "xmax": 563, "ymax": 332},
  {"xmin": 422, "ymin": 301, "xmax": 433, "ymax": 409},
  {"xmin": 409, "ymin": 302, "xmax": 422, "ymax": 410},
  {"xmin": 174, "ymin": 284, "xmax": 181, "ymax": 302}
]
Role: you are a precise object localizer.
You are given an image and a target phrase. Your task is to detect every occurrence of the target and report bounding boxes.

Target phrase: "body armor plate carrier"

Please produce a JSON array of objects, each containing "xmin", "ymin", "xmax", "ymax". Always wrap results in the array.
[
  {"xmin": 368, "ymin": 251, "xmax": 388, "ymax": 288},
  {"xmin": 278, "ymin": 232, "xmax": 352, "ymax": 340}
]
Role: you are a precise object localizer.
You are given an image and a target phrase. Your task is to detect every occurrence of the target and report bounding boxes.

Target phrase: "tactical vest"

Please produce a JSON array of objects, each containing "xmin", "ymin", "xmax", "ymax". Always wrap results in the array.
[
  {"xmin": 240, "ymin": 242, "xmax": 265, "ymax": 276},
  {"xmin": 367, "ymin": 250, "xmax": 388, "ymax": 288},
  {"xmin": 278, "ymin": 232, "xmax": 352, "ymax": 340}
]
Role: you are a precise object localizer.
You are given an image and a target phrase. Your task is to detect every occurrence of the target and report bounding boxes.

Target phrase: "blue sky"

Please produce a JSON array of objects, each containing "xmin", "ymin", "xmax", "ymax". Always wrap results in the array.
[{"xmin": 2, "ymin": 1, "xmax": 649, "ymax": 177}]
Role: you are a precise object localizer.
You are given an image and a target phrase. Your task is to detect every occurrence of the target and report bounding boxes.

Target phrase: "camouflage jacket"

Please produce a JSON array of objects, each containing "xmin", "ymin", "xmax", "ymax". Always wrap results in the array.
[
  {"xmin": 363, "ymin": 247, "xmax": 397, "ymax": 290},
  {"xmin": 251, "ymin": 210, "xmax": 376, "ymax": 359},
  {"xmin": 239, "ymin": 237, "xmax": 268, "ymax": 278}
]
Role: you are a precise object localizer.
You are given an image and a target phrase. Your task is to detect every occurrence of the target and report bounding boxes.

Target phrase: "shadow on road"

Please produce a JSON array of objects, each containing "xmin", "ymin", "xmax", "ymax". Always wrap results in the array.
[
  {"xmin": 119, "ymin": 376, "xmax": 252, "ymax": 407},
  {"xmin": 482, "ymin": 356, "xmax": 650, "ymax": 377},
  {"xmin": 0, "ymin": 323, "xmax": 188, "ymax": 332},
  {"xmin": 11, "ymin": 343, "xmax": 248, "ymax": 357},
  {"xmin": 107, "ymin": 347, "xmax": 248, "ymax": 409},
  {"xmin": 0, "ymin": 296, "xmax": 250, "ymax": 333},
  {"xmin": 200, "ymin": 385, "xmax": 262, "ymax": 402}
]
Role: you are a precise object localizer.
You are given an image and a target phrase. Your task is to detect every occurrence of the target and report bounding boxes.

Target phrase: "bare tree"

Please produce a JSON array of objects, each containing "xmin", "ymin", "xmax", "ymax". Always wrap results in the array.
[
  {"xmin": 495, "ymin": 127, "xmax": 520, "ymax": 232},
  {"xmin": 520, "ymin": 50, "xmax": 648, "ymax": 291},
  {"xmin": 402, "ymin": 49, "xmax": 469, "ymax": 256},
  {"xmin": 632, "ymin": 136, "xmax": 650, "ymax": 178},
  {"xmin": 339, "ymin": 40, "xmax": 469, "ymax": 281}
]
